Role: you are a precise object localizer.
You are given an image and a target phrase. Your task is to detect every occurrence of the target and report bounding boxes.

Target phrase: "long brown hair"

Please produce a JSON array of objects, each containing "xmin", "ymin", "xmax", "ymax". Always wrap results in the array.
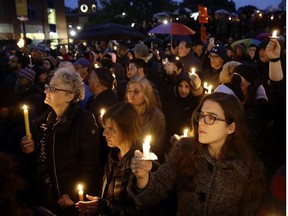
[
  {"xmin": 102, "ymin": 102, "xmax": 142, "ymax": 149},
  {"xmin": 178, "ymin": 92, "xmax": 266, "ymax": 200}
]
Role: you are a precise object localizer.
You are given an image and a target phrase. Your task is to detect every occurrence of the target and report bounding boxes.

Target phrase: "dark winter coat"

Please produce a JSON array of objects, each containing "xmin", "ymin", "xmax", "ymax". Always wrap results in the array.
[{"xmin": 128, "ymin": 138, "xmax": 265, "ymax": 216}]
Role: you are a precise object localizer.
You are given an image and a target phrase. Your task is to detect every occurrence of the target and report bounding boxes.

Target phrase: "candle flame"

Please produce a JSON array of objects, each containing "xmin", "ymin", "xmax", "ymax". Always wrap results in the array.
[
  {"xmin": 183, "ymin": 128, "xmax": 189, "ymax": 137},
  {"xmin": 78, "ymin": 184, "xmax": 83, "ymax": 191},
  {"xmin": 175, "ymin": 56, "xmax": 179, "ymax": 60},
  {"xmin": 100, "ymin": 109, "xmax": 106, "ymax": 116},
  {"xmin": 23, "ymin": 105, "xmax": 28, "ymax": 110},
  {"xmin": 272, "ymin": 30, "xmax": 277, "ymax": 38},
  {"xmin": 144, "ymin": 135, "xmax": 151, "ymax": 144}
]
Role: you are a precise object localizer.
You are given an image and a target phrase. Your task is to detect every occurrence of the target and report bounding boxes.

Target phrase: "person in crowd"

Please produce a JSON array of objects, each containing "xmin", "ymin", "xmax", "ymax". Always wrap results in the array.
[
  {"xmin": 76, "ymin": 102, "xmax": 155, "ymax": 215},
  {"xmin": 201, "ymin": 44, "xmax": 227, "ymax": 90},
  {"xmin": 85, "ymin": 67, "xmax": 119, "ymax": 168},
  {"xmin": 233, "ymin": 63, "xmax": 270, "ymax": 149},
  {"xmin": 59, "ymin": 58, "xmax": 92, "ymax": 107},
  {"xmin": 133, "ymin": 43, "xmax": 165, "ymax": 90},
  {"xmin": 233, "ymin": 44, "xmax": 247, "ymax": 62},
  {"xmin": 177, "ymin": 39, "xmax": 202, "ymax": 74},
  {"xmin": 129, "ymin": 92, "xmax": 266, "ymax": 216},
  {"xmin": 260, "ymin": 37, "xmax": 286, "ymax": 177},
  {"xmin": 0, "ymin": 51, "xmax": 28, "ymax": 89},
  {"xmin": 192, "ymin": 39, "xmax": 204, "ymax": 61},
  {"xmin": 218, "ymin": 60, "xmax": 241, "ymax": 84},
  {"xmin": 41, "ymin": 56, "xmax": 56, "ymax": 72},
  {"xmin": 99, "ymin": 55, "xmax": 127, "ymax": 100},
  {"xmin": 20, "ymin": 68, "xmax": 101, "ymax": 216},
  {"xmin": 246, "ymin": 43, "xmax": 258, "ymax": 64},
  {"xmin": 163, "ymin": 73, "xmax": 203, "ymax": 153},
  {"xmin": 15, "ymin": 67, "xmax": 46, "ymax": 117},
  {"xmin": 126, "ymin": 58, "xmax": 147, "ymax": 80},
  {"xmin": 73, "ymin": 57, "xmax": 93, "ymax": 84},
  {"xmin": 125, "ymin": 77, "xmax": 166, "ymax": 162}
]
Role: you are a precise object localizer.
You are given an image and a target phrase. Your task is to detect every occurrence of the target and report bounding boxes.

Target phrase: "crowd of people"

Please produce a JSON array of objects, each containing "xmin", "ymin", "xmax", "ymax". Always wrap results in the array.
[{"xmin": 0, "ymin": 33, "xmax": 285, "ymax": 215}]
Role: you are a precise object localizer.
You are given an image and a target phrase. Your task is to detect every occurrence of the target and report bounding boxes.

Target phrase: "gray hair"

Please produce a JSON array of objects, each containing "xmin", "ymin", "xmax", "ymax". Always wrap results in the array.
[{"xmin": 53, "ymin": 68, "xmax": 85, "ymax": 103}]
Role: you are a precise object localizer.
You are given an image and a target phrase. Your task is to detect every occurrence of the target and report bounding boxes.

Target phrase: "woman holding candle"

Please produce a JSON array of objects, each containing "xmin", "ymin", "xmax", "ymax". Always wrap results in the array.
[
  {"xmin": 163, "ymin": 73, "xmax": 203, "ymax": 153},
  {"xmin": 20, "ymin": 68, "xmax": 101, "ymax": 216},
  {"xmin": 76, "ymin": 102, "xmax": 158, "ymax": 215},
  {"xmin": 125, "ymin": 77, "xmax": 166, "ymax": 162},
  {"xmin": 129, "ymin": 92, "xmax": 266, "ymax": 215}
]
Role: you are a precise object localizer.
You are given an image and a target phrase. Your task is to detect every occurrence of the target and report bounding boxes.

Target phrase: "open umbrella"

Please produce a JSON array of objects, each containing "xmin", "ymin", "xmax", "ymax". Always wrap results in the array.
[
  {"xmin": 231, "ymin": 38, "xmax": 261, "ymax": 48},
  {"xmin": 148, "ymin": 23, "xmax": 195, "ymax": 48},
  {"xmin": 148, "ymin": 22, "xmax": 195, "ymax": 35},
  {"xmin": 77, "ymin": 23, "xmax": 146, "ymax": 41}
]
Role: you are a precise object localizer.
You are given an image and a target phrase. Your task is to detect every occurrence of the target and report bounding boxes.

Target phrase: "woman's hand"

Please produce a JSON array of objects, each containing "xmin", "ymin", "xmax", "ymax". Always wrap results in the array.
[
  {"xmin": 76, "ymin": 195, "xmax": 99, "ymax": 215},
  {"xmin": 57, "ymin": 194, "xmax": 74, "ymax": 208},
  {"xmin": 20, "ymin": 135, "xmax": 35, "ymax": 153},
  {"xmin": 131, "ymin": 150, "xmax": 152, "ymax": 189},
  {"xmin": 266, "ymin": 39, "xmax": 281, "ymax": 59}
]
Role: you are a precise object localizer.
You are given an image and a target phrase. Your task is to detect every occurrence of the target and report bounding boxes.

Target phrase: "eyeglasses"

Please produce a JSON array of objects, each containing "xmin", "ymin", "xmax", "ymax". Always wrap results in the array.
[
  {"xmin": 195, "ymin": 112, "xmax": 226, "ymax": 125},
  {"xmin": 45, "ymin": 84, "xmax": 73, "ymax": 94}
]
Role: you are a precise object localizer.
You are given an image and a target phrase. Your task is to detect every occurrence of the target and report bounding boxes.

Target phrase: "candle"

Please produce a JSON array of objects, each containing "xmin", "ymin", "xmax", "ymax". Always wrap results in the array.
[
  {"xmin": 28, "ymin": 55, "xmax": 32, "ymax": 65},
  {"xmin": 203, "ymin": 82, "xmax": 208, "ymax": 89},
  {"xmin": 22, "ymin": 105, "xmax": 31, "ymax": 139},
  {"xmin": 175, "ymin": 56, "xmax": 179, "ymax": 61},
  {"xmin": 78, "ymin": 184, "xmax": 84, "ymax": 201},
  {"xmin": 164, "ymin": 58, "xmax": 168, "ymax": 64},
  {"xmin": 207, "ymin": 84, "xmax": 213, "ymax": 94},
  {"xmin": 271, "ymin": 30, "xmax": 278, "ymax": 38},
  {"xmin": 183, "ymin": 128, "xmax": 189, "ymax": 137},
  {"xmin": 94, "ymin": 63, "xmax": 99, "ymax": 68},
  {"xmin": 100, "ymin": 109, "xmax": 106, "ymax": 119},
  {"xmin": 189, "ymin": 68, "xmax": 195, "ymax": 77},
  {"xmin": 142, "ymin": 135, "xmax": 151, "ymax": 158}
]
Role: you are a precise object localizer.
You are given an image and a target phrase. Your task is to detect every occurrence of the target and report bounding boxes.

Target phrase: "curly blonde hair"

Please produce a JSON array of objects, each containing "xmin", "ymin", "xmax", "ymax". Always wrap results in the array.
[{"xmin": 53, "ymin": 68, "xmax": 85, "ymax": 103}]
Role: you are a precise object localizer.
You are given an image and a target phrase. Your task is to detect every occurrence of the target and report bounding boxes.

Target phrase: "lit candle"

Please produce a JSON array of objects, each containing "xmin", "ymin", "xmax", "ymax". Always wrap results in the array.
[
  {"xmin": 189, "ymin": 67, "xmax": 196, "ymax": 77},
  {"xmin": 207, "ymin": 84, "xmax": 213, "ymax": 94},
  {"xmin": 271, "ymin": 30, "xmax": 279, "ymax": 39},
  {"xmin": 78, "ymin": 184, "xmax": 84, "ymax": 201},
  {"xmin": 22, "ymin": 105, "xmax": 31, "ymax": 139},
  {"xmin": 203, "ymin": 82, "xmax": 208, "ymax": 89},
  {"xmin": 142, "ymin": 135, "xmax": 151, "ymax": 158},
  {"xmin": 183, "ymin": 128, "xmax": 189, "ymax": 137},
  {"xmin": 175, "ymin": 56, "xmax": 179, "ymax": 60},
  {"xmin": 94, "ymin": 63, "xmax": 99, "ymax": 68},
  {"xmin": 28, "ymin": 55, "xmax": 32, "ymax": 65},
  {"xmin": 100, "ymin": 109, "xmax": 106, "ymax": 119}
]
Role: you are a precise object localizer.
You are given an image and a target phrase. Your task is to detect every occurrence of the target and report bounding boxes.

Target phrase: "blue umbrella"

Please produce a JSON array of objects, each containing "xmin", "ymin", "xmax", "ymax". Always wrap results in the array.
[{"xmin": 231, "ymin": 38, "xmax": 261, "ymax": 48}]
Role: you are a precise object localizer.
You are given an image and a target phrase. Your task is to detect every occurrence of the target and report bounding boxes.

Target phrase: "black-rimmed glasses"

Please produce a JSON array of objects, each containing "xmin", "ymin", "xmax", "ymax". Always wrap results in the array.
[
  {"xmin": 195, "ymin": 112, "xmax": 226, "ymax": 125},
  {"xmin": 45, "ymin": 84, "xmax": 73, "ymax": 94}
]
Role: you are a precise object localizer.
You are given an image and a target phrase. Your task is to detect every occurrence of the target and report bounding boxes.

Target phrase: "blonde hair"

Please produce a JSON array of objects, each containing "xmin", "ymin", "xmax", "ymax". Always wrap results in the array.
[
  {"xmin": 125, "ymin": 77, "xmax": 160, "ymax": 110},
  {"xmin": 219, "ymin": 61, "xmax": 241, "ymax": 84}
]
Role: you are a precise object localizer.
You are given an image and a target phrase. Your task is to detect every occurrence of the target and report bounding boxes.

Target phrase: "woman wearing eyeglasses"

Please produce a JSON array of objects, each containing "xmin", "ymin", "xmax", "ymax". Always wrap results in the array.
[
  {"xmin": 20, "ymin": 68, "xmax": 102, "ymax": 216},
  {"xmin": 129, "ymin": 92, "xmax": 266, "ymax": 215}
]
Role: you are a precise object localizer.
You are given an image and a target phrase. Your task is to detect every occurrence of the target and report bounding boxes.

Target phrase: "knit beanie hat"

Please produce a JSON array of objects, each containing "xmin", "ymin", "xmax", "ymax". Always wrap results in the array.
[
  {"xmin": 17, "ymin": 67, "xmax": 36, "ymax": 82},
  {"xmin": 210, "ymin": 44, "xmax": 227, "ymax": 61},
  {"xmin": 42, "ymin": 56, "xmax": 56, "ymax": 68},
  {"xmin": 233, "ymin": 63, "xmax": 259, "ymax": 85}
]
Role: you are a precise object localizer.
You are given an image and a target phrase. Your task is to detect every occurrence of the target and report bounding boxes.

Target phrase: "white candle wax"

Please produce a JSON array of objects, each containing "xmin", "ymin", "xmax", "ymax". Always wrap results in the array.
[
  {"xmin": 142, "ymin": 135, "xmax": 151, "ymax": 158},
  {"xmin": 28, "ymin": 55, "xmax": 32, "ymax": 65}
]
